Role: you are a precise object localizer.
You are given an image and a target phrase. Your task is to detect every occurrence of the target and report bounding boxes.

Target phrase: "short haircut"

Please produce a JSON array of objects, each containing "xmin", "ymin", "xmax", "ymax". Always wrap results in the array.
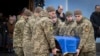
[
  {"xmin": 95, "ymin": 5, "xmax": 100, "ymax": 9},
  {"xmin": 22, "ymin": 8, "xmax": 32, "ymax": 16},
  {"xmin": 34, "ymin": 7, "xmax": 43, "ymax": 13},
  {"xmin": 46, "ymin": 6, "xmax": 55, "ymax": 12}
]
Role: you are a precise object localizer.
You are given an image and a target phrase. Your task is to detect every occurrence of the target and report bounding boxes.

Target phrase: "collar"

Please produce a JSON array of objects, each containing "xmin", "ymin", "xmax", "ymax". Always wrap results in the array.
[{"xmin": 65, "ymin": 20, "xmax": 74, "ymax": 25}]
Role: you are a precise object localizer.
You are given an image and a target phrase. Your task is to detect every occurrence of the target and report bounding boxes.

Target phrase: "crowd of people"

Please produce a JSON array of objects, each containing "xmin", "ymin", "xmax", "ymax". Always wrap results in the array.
[{"xmin": 0, "ymin": 5, "xmax": 100, "ymax": 56}]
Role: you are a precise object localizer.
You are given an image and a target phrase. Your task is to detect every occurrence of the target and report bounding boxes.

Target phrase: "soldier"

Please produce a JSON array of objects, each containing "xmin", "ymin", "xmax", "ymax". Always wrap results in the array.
[
  {"xmin": 74, "ymin": 10, "xmax": 96, "ymax": 56},
  {"xmin": 58, "ymin": 11, "xmax": 77, "ymax": 56},
  {"xmin": 59, "ymin": 11, "xmax": 77, "ymax": 36},
  {"xmin": 23, "ymin": 7, "xmax": 43, "ymax": 56},
  {"xmin": 27, "ymin": 10, "xmax": 58, "ymax": 56},
  {"xmin": 33, "ymin": 7, "xmax": 43, "ymax": 18},
  {"xmin": 29, "ymin": 7, "xmax": 43, "ymax": 21},
  {"xmin": 13, "ymin": 8, "xmax": 32, "ymax": 56},
  {"xmin": 46, "ymin": 6, "xmax": 63, "ymax": 35},
  {"xmin": 46, "ymin": 6, "xmax": 63, "ymax": 56}
]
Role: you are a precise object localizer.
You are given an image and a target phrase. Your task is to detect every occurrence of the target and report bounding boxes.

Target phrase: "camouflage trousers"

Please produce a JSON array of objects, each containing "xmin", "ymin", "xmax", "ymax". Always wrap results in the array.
[
  {"xmin": 14, "ymin": 47, "xmax": 24, "ymax": 56},
  {"xmin": 79, "ymin": 51, "xmax": 96, "ymax": 56}
]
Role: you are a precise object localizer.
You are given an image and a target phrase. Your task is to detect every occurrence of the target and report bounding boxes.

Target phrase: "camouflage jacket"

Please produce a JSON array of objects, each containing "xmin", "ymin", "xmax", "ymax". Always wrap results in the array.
[
  {"xmin": 31, "ymin": 16, "xmax": 56, "ymax": 54},
  {"xmin": 75, "ymin": 17, "xmax": 96, "ymax": 52},
  {"xmin": 23, "ymin": 14, "xmax": 38, "ymax": 46},
  {"xmin": 23, "ymin": 11, "xmax": 56, "ymax": 54},
  {"xmin": 59, "ymin": 20, "xmax": 77, "ymax": 36},
  {"xmin": 53, "ymin": 19, "xmax": 63, "ymax": 35},
  {"xmin": 13, "ymin": 16, "xmax": 27, "ymax": 47}
]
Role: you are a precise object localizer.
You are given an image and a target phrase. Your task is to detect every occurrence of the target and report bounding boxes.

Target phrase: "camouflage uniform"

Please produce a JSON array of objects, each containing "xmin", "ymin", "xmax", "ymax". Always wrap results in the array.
[
  {"xmin": 23, "ymin": 14, "xmax": 38, "ymax": 56},
  {"xmin": 13, "ymin": 16, "xmax": 26, "ymax": 56},
  {"xmin": 59, "ymin": 20, "xmax": 77, "ymax": 36},
  {"xmin": 30, "ymin": 15, "xmax": 56, "ymax": 56},
  {"xmin": 53, "ymin": 19, "xmax": 63, "ymax": 35},
  {"xmin": 74, "ymin": 17, "xmax": 96, "ymax": 56},
  {"xmin": 17, "ymin": 15, "xmax": 22, "ymax": 21},
  {"xmin": 23, "ymin": 12, "xmax": 55, "ymax": 56},
  {"xmin": 52, "ymin": 19, "xmax": 64, "ymax": 56},
  {"xmin": 24, "ymin": 12, "xmax": 55, "ymax": 56},
  {"xmin": 59, "ymin": 20, "xmax": 77, "ymax": 56}
]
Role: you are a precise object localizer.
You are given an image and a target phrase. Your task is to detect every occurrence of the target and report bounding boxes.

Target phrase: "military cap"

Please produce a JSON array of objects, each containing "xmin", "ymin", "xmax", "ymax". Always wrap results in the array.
[
  {"xmin": 46, "ymin": 6, "xmax": 55, "ymax": 12},
  {"xmin": 39, "ymin": 10, "xmax": 49, "ymax": 17},
  {"xmin": 23, "ymin": 8, "xmax": 32, "ymax": 16},
  {"xmin": 74, "ymin": 9, "xmax": 82, "ymax": 15},
  {"xmin": 66, "ymin": 11, "xmax": 73, "ymax": 16},
  {"xmin": 34, "ymin": 7, "xmax": 43, "ymax": 13}
]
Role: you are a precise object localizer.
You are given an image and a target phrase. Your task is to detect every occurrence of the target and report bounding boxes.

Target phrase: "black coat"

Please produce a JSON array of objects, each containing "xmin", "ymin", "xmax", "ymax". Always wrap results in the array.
[
  {"xmin": 56, "ymin": 10, "xmax": 65, "ymax": 22},
  {"xmin": 90, "ymin": 12, "xmax": 100, "ymax": 37}
]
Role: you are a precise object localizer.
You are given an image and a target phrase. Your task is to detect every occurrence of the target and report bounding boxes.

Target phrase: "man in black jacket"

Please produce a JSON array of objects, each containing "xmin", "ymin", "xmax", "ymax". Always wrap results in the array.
[
  {"xmin": 56, "ymin": 5, "xmax": 65, "ymax": 22},
  {"xmin": 90, "ymin": 5, "xmax": 100, "ymax": 40}
]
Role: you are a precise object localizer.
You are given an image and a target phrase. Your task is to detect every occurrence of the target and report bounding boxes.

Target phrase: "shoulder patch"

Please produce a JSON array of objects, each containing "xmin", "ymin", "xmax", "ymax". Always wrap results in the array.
[{"xmin": 84, "ymin": 24, "xmax": 89, "ymax": 32}]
